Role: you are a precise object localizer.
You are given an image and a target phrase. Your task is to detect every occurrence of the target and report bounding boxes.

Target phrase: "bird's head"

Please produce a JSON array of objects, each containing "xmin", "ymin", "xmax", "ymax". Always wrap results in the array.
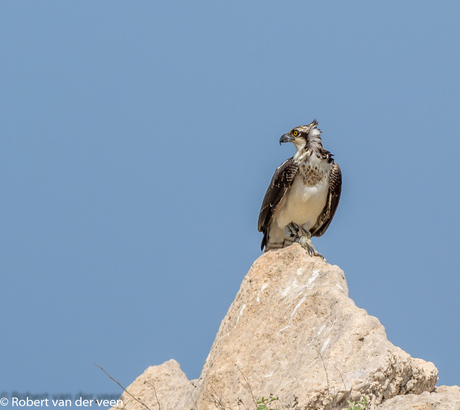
[{"xmin": 279, "ymin": 119, "xmax": 321, "ymax": 151}]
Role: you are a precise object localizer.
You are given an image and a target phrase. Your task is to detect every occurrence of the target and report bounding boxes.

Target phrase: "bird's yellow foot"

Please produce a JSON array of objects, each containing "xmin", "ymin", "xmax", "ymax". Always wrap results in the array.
[{"xmin": 297, "ymin": 235, "xmax": 324, "ymax": 259}]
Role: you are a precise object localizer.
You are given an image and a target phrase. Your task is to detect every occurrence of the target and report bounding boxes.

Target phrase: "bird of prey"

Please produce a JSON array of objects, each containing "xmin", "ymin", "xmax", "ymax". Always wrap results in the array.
[{"xmin": 258, "ymin": 120, "xmax": 341, "ymax": 257}]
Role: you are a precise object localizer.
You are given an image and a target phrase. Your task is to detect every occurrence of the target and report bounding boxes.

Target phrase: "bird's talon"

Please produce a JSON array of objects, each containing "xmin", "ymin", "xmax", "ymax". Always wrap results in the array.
[{"xmin": 298, "ymin": 235, "xmax": 323, "ymax": 258}]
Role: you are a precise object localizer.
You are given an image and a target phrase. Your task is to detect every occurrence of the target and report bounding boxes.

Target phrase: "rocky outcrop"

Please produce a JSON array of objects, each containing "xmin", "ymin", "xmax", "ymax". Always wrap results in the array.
[
  {"xmin": 111, "ymin": 244, "xmax": 458, "ymax": 410},
  {"xmin": 111, "ymin": 359, "xmax": 194, "ymax": 410},
  {"xmin": 377, "ymin": 386, "xmax": 460, "ymax": 409},
  {"xmin": 192, "ymin": 244, "xmax": 437, "ymax": 409}
]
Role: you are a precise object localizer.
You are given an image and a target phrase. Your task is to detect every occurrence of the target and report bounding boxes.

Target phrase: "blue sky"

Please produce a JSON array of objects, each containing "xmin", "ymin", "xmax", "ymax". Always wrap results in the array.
[{"xmin": 1, "ymin": 1, "xmax": 459, "ymax": 405}]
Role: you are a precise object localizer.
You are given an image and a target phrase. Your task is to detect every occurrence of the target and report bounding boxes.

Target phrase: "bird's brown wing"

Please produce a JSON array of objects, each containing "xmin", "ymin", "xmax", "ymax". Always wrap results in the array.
[
  {"xmin": 258, "ymin": 157, "xmax": 299, "ymax": 250},
  {"xmin": 311, "ymin": 162, "xmax": 342, "ymax": 237}
]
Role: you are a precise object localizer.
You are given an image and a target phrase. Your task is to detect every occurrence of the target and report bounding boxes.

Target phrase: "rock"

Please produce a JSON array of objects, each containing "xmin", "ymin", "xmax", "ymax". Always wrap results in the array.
[
  {"xmin": 111, "ymin": 244, "xmax": 442, "ymax": 410},
  {"xmin": 376, "ymin": 385, "xmax": 460, "ymax": 409},
  {"xmin": 193, "ymin": 244, "xmax": 438, "ymax": 409},
  {"xmin": 110, "ymin": 359, "xmax": 194, "ymax": 410},
  {"xmin": 436, "ymin": 385, "xmax": 460, "ymax": 395}
]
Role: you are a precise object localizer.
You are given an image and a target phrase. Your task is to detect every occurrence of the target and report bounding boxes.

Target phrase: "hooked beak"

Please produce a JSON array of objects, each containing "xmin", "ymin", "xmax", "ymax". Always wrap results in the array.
[{"xmin": 279, "ymin": 133, "xmax": 293, "ymax": 145}]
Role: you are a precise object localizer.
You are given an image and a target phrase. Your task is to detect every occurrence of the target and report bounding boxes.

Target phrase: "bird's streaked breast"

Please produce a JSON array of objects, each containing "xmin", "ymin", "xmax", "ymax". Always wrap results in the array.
[{"xmin": 274, "ymin": 155, "xmax": 331, "ymax": 229}]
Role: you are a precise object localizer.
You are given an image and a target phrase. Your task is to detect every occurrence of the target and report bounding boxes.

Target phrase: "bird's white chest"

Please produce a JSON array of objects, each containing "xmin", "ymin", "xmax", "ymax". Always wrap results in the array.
[{"xmin": 275, "ymin": 157, "xmax": 331, "ymax": 229}]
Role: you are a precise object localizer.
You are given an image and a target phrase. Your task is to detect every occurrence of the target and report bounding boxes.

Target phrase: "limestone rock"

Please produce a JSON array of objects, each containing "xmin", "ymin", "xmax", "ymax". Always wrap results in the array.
[
  {"xmin": 193, "ymin": 244, "xmax": 438, "ymax": 409},
  {"xmin": 376, "ymin": 385, "xmax": 460, "ymax": 409},
  {"xmin": 436, "ymin": 385, "xmax": 460, "ymax": 395},
  {"xmin": 111, "ymin": 244, "xmax": 442, "ymax": 410},
  {"xmin": 110, "ymin": 359, "xmax": 194, "ymax": 410}
]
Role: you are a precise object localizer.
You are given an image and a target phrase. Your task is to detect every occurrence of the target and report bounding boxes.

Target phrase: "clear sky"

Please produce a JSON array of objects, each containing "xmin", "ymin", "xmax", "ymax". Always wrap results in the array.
[{"xmin": 1, "ymin": 1, "xmax": 460, "ymax": 406}]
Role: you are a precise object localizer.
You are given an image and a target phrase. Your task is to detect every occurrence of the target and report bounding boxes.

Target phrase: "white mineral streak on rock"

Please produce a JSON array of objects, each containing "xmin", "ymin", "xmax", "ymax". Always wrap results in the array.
[
  {"xmin": 321, "ymin": 336, "xmax": 330, "ymax": 354},
  {"xmin": 307, "ymin": 269, "xmax": 320, "ymax": 286},
  {"xmin": 257, "ymin": 283, "xmax": 269, "ymax": 302},
  {"xmin": 279, "ymin": 296, "xmax": 306, "ymax": 333},
  {"xmin": 317, "ymin": 323, "xmax": 327, "ymax": 335},
  {"xmin": 234, "ymin": 304, "xmax": 245, "ymax": 327}
]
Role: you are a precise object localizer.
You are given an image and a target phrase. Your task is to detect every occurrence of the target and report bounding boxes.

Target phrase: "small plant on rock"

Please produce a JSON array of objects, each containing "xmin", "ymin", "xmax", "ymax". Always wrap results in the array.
[
  {"xmin": 347, "ymin": 395, "xmax": 369, "ymax": 410},
  {"xmin": 256, "ymin": 396, "xmax": 278, "ymax": 410}
]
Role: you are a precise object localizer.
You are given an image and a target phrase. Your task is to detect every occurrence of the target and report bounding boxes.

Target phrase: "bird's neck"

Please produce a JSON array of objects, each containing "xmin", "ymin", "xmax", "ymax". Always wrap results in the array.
[
  {"xmin": 294, "ymin": 138, "xmax": 324, "ymax": 163},
  {"xmin": 306, "ymin": 134, "xmax": 324, "ymax": 153}
]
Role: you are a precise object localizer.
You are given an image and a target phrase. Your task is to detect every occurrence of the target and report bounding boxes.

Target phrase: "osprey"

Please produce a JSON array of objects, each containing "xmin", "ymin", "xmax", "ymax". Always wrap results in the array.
[{"xmin": 258, "ymin": 120, "xmax": 341, "ymax": 257}]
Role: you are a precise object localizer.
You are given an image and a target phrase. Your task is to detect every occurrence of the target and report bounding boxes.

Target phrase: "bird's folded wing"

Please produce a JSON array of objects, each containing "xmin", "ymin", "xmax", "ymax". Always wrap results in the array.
[
  {"xmin": 311, "ymin": 162, "xmax": 342, "ymax": 237},
  {"xmin": 258, "ymin": 157, "xmax": 298, "ymax": 234}
]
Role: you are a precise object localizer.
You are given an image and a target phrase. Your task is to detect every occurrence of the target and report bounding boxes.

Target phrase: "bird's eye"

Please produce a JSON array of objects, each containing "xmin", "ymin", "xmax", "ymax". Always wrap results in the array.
[{"xmin": 292, "ymin": 130, "xmax": 298, "ymax": 137}]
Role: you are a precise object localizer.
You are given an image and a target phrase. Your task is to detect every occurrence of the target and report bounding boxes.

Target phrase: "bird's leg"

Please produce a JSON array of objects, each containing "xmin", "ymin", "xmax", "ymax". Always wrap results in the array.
[
  {"xmin": 284, "ymin": 222, "xmax": 300, "ymax": 246},
  {"xmin": 297, "ymin": 227, "xmax": 324, "ymax": 259},
  {"xmin": 286, "ymin": 222, "xmax": 300, "ymax": 238},
  {"xmin": 300, "ymin": 225, "xmax": 310, "ymax": 237}
]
